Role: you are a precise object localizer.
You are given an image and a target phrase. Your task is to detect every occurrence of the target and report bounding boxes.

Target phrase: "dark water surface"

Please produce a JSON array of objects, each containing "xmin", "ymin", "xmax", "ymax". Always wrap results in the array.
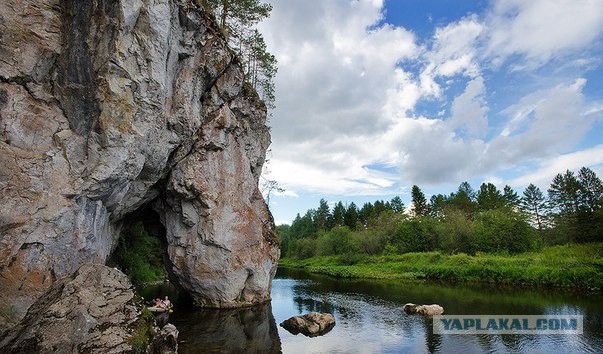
[{"xmin": 141, "ymin": 268, "xmax": 603, "ymax": 353}]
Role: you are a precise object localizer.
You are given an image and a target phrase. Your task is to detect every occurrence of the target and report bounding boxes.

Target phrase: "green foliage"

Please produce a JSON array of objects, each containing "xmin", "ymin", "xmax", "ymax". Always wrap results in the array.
[
  {"xmin": 450, "ymin": 181, "xmax": 477, "ymax": 219},
  {"xmin": 280, "ymin": 166, "xmax": 601, "ymax": 263},
  {"xmin": 473, "ymin": 209, "xmax": 537, "ymax": 254},
  {"xmin": 275, "ymin": 224, "xmax": 292, "ymax": 257},
  {"xmin": 332, "ymin": 202, "xmax": 346, "ymax": 227},
  {"xmin": 390, "ymin": 196, "xmax": 405, "ymax": 213},
  {"xmin": 437, "ymin": 210, "xmax": 475, "ymax": 254},
  {"xmin": 411, "ymin": 185, "xmax": 429, "ymax": 217},
  {"xmin": 391, "ymin": 217, "xmax": 438, "ymax": 253},
  {"xmin": 503, "ymin": 185, "xmax": 520, "ymax": 208},
  {"xmin": 521, "ymin": 183, "xmax": 547, "ymax": 231},
  {"xmin": 129, "ymin": 309, "xmax": 156, "ymax": 353},
  {"xmin": 114, "ymin": 222, "xmax": 166, "ymax": 285},
  {"xmin": 344, "ymin": 202, "xmax": 359, "ymax": 230},
  {"xmin": 477, "ymin": 183, "xmax": 506, "ymax": 211},
  {"xmin": 315, "ymin": 199, "xmax": 331, "ymax": 231},
  {"xmin": 280, "ymin": 243, "xmax": 603, "ymax": 290},
  {"xmin": 316, "ymin": 227, "xmax": 355, "ymax": 256},
  {"xmin": 547, "ymin": 167, "xmax": 603, "ymax": 243},
  {"xmin": 200, "ymin": 0, "xmax": 277, "ymax": 107}
]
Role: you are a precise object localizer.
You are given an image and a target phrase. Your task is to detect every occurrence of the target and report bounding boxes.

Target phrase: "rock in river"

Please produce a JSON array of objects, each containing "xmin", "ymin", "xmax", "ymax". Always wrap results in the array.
[
  {"xmin": 149, "ymin": 324, "xmax": 179, "ymax": 354},
  {"xmin": 280, "ymin": 313, "xmax": 336, "ymax": 337},
  {"xmin": 403, "ymin": 303, "xmax": 444, "ymax": 316}
]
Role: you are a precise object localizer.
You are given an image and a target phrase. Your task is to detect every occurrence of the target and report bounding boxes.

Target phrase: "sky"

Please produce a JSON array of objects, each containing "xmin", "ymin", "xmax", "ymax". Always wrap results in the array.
[{"xmin": 257, "ymin": 0, "xmax": 603, "ymax": 225}]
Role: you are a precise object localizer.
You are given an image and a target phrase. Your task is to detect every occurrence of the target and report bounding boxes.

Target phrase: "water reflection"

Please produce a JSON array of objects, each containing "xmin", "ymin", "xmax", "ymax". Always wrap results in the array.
[
  {"xmin": 272, "ymin": 268, "xmax": 603, "ymax": 354},
  {"xmin": 142, "ymin": 268, "xmax": 603, "ymax": 353},
  {"xmin": 171, "ymin": 303, "xmax": 282, "ymax": 354}
]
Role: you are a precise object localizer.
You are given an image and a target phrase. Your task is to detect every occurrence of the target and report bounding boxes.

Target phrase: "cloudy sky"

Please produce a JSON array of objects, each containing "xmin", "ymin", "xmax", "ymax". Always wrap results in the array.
[{"xmin": 257, "ymin": 0, "xmax": 603, "ymax": 225}]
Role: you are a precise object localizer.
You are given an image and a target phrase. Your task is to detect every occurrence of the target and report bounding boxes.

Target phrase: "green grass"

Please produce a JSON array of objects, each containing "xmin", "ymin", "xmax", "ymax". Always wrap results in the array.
[
  {"xmin": 129, "ymin": 308, "xmax": 156, "ymax": 353},
  {"xmin": 279, "ymin": 243, "xmax": 603, "ymax": 290}
]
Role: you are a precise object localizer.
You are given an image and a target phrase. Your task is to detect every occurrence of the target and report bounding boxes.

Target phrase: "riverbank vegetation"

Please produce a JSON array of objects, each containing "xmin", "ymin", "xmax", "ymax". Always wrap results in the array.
[
  {"xmin": 276, "ymin": 166, "xmax": 603, "ymax": 289},
  {"xmin": 280, "ymin": 243, "xmax": 603, "ymax": 290}
]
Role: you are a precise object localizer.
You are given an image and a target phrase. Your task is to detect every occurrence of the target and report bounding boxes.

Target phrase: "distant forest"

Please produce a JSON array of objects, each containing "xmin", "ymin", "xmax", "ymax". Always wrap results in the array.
[{"xmin": 277, "ymin": 167, "xmax": 603, "ymax": 259}]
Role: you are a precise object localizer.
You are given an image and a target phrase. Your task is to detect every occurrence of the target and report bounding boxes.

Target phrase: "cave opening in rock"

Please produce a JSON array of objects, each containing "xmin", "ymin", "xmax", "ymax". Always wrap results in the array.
[
  {"xmin": 108, "ymin": 204, "xmax": 167, "ymax": 284},
  {"xmin": 107, "ymin": 203, "xmax": 193, "ymax": 307}
]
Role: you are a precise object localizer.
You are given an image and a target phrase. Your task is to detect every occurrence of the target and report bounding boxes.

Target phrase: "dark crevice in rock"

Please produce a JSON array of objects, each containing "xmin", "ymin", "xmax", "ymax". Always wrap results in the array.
[{"xmin": 54, "ymin": 0, "xmax": 119, "ymax": 136}]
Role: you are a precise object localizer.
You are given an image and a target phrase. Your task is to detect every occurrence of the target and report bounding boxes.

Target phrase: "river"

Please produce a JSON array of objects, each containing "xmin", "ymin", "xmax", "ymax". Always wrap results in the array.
[{"xmin": 140, "ymin": 268, "xmax": 603, "ymax": 353}]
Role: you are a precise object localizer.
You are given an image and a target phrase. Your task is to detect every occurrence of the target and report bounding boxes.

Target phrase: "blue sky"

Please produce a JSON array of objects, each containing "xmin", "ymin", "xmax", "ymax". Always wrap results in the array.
[{"xmin": 258, "ymin": 0, "xmax": 603, "ymax": 225}]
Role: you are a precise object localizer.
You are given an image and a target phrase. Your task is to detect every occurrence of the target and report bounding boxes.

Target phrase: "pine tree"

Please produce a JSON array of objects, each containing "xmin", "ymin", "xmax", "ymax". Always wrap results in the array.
[
  {"xmin": 411, "ymin": 185, "xmax": 428, "ymax": 217},
  {"xmin": 200, "ymin": 0, "xmax": 277, "ymax": 107},
  {"xmin": 429, "ymin": 194, "xmax": 448, "ymax": 218},
  {"xmin": 577, "ymin": 167, "xmax": 603, "ymax": 212},
  {"xmin": 450, "ymin": 182, "xmax": 476, "ymax": 218},
  {"xmin": 503, "ymin": 185, "xmax": 520, "ymax": 208},
  {"xmin": 344, "ymin": 202, "xmax": 359, "ymax": 230},
  {"xmin": 315, "ymin": 199, "xmax": 331, "ymax": 231},
  {"xmin": 332, "ymin": 202, "xmax": 346, "ymax": 227},
  {"xmin": 477, "ymin": 183, "xmax": 505, "ymax": 211},
  {"xmin": 521, "ymin": 184, "xmax": 547, "ymax": 231},
  {"xmin": 548, "ymin": 170, "xmax": 581, "ymax": 215},
  {"xmin": 390, "ymin": 196, "xmax": 405, "ymax": 213}
]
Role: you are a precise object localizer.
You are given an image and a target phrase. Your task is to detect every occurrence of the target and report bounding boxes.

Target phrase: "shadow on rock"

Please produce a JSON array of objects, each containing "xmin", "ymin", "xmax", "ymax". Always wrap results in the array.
[{"xmin": 173, "ymin": 302, "xmax": 281, "ymax": 353}]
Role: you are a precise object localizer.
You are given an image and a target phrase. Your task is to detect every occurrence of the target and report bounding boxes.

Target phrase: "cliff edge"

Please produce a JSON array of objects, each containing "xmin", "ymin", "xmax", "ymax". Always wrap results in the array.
[{"xmin": 0, "ymin": 0, "xmax": 279, "ymax": 330}]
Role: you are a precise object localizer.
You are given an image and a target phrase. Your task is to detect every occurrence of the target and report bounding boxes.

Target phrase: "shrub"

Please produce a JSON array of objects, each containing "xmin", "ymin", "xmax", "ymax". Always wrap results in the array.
[{"xmin": 474, "ymin": 209, "xmax": 537, "ymax": 254}]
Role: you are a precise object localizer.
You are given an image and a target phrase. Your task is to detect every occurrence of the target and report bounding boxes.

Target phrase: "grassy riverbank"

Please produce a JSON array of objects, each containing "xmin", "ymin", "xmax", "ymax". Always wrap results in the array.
[{"xmin": 279, "ymin": 243, "xmax": 603, "ymax": 290}]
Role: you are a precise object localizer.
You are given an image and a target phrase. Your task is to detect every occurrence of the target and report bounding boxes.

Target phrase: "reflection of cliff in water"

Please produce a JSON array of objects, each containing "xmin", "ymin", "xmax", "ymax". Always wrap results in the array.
[{"xmin": 172, "ymin": 302, "xmax": 282, "ymax": 354}]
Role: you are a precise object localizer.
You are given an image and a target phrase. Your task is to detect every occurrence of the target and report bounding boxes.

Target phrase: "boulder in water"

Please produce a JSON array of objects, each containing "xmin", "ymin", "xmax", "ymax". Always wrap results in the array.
[
  {"xmin": 148, "ymin": 324, "xmax": 179, "ymax": 354},
  {"xmin": 280, "ymin": 313, "xmax": 336, "ymax": 337},
  {"xmin": 403, "ymin": 303, "xmax": 444, "ymax": 316}
]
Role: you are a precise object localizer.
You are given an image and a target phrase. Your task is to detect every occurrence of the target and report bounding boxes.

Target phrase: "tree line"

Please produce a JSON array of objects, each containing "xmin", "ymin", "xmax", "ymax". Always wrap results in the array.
[{"xmin": 277, "ymin": 167, "xmax": 603, "ymax": 259}]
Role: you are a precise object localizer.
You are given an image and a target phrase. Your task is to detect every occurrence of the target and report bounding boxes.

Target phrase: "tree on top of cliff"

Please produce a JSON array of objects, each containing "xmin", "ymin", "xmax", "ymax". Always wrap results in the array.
[{"xmin": 200, "ymin": 0, "xmax": 277, "ymax": 108}]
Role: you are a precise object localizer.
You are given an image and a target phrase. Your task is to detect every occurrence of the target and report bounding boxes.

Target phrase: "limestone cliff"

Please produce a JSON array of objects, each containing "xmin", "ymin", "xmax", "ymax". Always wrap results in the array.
[{"xmin": 0, "ymin": 0, "xmax": 279, "ymax": 328}]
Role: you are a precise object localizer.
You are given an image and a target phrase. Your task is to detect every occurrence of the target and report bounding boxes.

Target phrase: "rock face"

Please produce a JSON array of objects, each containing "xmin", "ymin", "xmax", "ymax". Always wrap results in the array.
[
  {"xmin": 279, "ymin": 313, "xmax": 336, "ymax": 337},
  {"xmin": 0, "ymin": 265, "xmax": 140, "ymax": 354},
  {"xmin": 403, "ymin": 303, "xmax": 444, "ymax": 316},
  {"xmin": 0, "ymin": 0, "xmax": 278, "ymax": 328}
]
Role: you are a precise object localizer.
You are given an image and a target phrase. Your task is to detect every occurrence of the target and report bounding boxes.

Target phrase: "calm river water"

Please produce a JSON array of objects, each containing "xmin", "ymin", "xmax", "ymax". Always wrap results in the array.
[{"xmin": 140, "ymin": 268, "xmax": 603, "ymax": 353}]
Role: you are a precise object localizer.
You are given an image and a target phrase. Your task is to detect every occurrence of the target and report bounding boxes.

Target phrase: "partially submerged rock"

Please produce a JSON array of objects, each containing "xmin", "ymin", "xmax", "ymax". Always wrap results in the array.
[
  {"xmin": 149, "ymin": 324, "xmax": 179, "ymax": 354},
  {"xmin": 0, "ymin": 265, "xmax": 139, "ymax": 354},
  {"xmin": 280, "ymin": 313, "xmax": 336, "ymax": 337},
  {"xmin": 403, "ymin": 303, "xmax": 444, "ymax": 316}
]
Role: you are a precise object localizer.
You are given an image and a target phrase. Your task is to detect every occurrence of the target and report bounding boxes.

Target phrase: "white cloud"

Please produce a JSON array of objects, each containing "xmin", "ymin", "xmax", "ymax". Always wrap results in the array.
[
  {"xmin": 509, "ymin": 144, "xmax": 603, "ymax": 188},
  {"xmin": 446, "ymin": 76, "xmax": 489, "ymax": 137},
  {"xmin": 428, "ymin": 15, "xmax": 483, "ymax": 78},
  {"xmin": 259, "ymin": 0, "xmax": 603, "ymax": 198},
  {"xmin": 485, "ymin": 0, "xmax": 603, "ymax": 67},
  {"xmin": 488, "ymin": 78, "xmax": 597, "ymax": 167}
]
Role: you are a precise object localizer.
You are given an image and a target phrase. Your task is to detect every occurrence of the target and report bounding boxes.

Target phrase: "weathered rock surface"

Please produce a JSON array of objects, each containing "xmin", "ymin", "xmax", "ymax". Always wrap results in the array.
[
  {"xmin": 403, "ymin": 303, "xmax": 444, "ymax": 316},
  {"xmin": 149, "ymin": 324, "xmax": 179, "ymax": 354},
  {"xmin": 0, "ymin": 0, "xmax": 278, "ymax": 329},
  {"xmin": 280, "ymin": 313, "xmax": 336, "ymax": 337},
  {"xmin": 0, "ymin": 264, "xmax": 140, "ymax": 354}
]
